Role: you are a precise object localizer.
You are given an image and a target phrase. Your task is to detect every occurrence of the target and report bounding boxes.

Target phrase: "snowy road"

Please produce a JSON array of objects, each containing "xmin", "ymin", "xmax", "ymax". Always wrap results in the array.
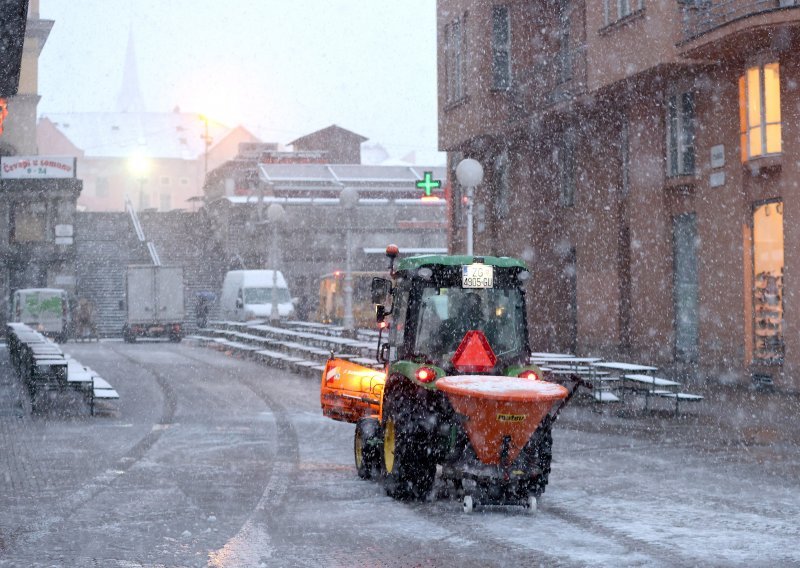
[{"xmin": 1, "ymin": 342, "xmax": 798, "ymax": 567}]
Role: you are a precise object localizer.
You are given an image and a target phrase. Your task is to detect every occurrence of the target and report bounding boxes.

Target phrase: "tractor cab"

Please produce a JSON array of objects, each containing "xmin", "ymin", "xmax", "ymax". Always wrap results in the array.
[{"xmin": 374, "ymin": 253, "xmax": 532, "ymax": 375}]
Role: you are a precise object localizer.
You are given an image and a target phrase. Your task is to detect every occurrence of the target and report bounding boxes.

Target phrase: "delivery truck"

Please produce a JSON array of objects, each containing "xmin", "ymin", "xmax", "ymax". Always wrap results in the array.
[{"xmin": 122, "ymin": 265, "xmax": 184, "ymax": 342}]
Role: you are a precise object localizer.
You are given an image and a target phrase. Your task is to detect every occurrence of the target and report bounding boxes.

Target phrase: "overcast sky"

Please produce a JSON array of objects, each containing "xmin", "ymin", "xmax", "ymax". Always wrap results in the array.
[{"xmin": 37, "ymin": 0, "xmax": 444, "ymax": 164}]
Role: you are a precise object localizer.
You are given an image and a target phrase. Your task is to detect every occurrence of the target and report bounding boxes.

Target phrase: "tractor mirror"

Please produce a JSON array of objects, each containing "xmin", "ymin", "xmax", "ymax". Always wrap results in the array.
[{"xmin": 371, "ymin": 277, "xmax": 391, "ymax": 304}]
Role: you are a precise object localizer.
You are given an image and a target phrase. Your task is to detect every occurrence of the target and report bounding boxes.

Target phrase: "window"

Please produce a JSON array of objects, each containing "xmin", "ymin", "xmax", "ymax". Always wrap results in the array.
[
  {"xmin": 666, "ymin": 92, "xmax": 695, "ymax": 176},
  {"xmin": 493, "ymin": 151, "xmax": 509, "ymax": 220},
  {"xmin": 11, "ymin": 201, "xmax": 47, "ymax": 242},
  {"xmin": 739, "ymin": 62, "xmax": 781, "ymax": 161},
  {"xmin": 444, "ymin": 16, "xmax": 466, "ymax": 104},
  {"xmin": 95, "ymin": 176, "xmax": 109, "ymax": 197},
  {"xmin": 557, "ymin": 10, "xmax": 572, "ymax": 84},
  {"xmin": 180, "ymin": 177, "xmax": 189, "ymax": 185},
  {"xmin": 673, "ymin": 213, "xmax": 698, "ymax": 362},
  {"xmin": 161, "ymin": 176, "xmax": 171, "ymax": 185},
  {"xmin": 160, "ymin": 194, "xmax": 171, "ymax": 211},
  {"xmin": 560, "ymin": 129, "xmax": 576, "ymax": 207},
  {"xmin": 491, "ymin": 6, "xmax": 510, "ymax": 90},
  {"xmin": 604, "ymin": 0, "xmax": 643, "ymax": 25},
  {"xmin": 752, "ymin": 201, "xmax": 784, "ymax": 363}
]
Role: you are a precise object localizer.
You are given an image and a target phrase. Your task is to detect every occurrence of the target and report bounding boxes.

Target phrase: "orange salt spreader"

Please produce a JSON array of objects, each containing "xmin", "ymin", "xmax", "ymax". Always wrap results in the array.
[{"xmin": 436, "ymin": 375, "xmax": 569, "ymax": 466}]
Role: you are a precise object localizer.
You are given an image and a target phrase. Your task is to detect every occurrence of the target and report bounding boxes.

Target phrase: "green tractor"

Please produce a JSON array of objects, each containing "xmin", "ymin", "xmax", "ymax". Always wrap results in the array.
[{"xmin": 321, "ymin": 246, "xmax": 585, "ymax": 512}]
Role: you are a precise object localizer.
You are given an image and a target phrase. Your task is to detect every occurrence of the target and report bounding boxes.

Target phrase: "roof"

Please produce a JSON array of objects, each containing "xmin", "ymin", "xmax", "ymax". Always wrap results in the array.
[
  {"xmin": 289, "ymin": 124, "xmax": 368, "ymax": 147},
  {"xmin": 258, "ymin": 163, "xmax": 447, "ymax": 193},
  {"xmin": 39, "ymin": 112, "xmax": 242, "ymax": 160},
  {"xmin": 396, "ymin": 255, "xmax": 528, "ymax": 272}
]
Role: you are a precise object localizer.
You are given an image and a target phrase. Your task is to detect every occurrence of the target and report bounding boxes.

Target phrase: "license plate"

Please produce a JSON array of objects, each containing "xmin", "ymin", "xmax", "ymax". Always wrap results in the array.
[
  {"xmin": 149, "ymin": 326, "xmax": 164, "ymax": 334},
  {"xmin": 462, "ymin": 264, "xmax": 494, "ymax": 288}
]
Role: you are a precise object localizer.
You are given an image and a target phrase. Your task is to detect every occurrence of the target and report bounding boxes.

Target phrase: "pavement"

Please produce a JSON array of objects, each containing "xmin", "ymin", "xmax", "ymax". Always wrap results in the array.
[
  {"xmin": 3, "ymin": 340, "xmax": 799, "ymax": 482},
  {"xmin": 2, "ymin": 341, "xmax": 800, "ymax": 567}
]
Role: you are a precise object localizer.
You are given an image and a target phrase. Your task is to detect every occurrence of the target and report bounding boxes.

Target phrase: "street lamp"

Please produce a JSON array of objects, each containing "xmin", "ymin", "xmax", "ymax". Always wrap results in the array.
[
  {"xmin": 455, "ymin": 158, "xmax": 484, "ymax": 256},
  {"xmin": 128, "ymin": 151, "xmax": 150, "ymax": 210},
  {"xmin": 339, "ymin": 186, "xmax": 359, "ymax": 335},
  {"xmin": 267, "ymin": 202, "xmax": 286, "ymax": 322}
]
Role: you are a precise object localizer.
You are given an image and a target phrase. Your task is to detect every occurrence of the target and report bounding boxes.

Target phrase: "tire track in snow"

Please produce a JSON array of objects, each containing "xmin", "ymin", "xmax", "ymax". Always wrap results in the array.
[
  {"xmin": 205, "ymin": 365, "xmax": 300, "ymax": 568},
  {"xmin": 13, "ymin": 344, "xmax": 178, "ymax": 549}
]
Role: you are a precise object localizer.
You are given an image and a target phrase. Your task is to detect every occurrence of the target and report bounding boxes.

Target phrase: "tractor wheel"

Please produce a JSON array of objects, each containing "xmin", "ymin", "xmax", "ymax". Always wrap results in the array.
[
  {"xmin": 354, "ymin": 418, "xmax": 382, "ymax": 480},
  {"xmin": 382, "ymin": 391, "xmax": 436, "ymax": 500},
  {"xmin": 527, "ymin": 428, "xmax": 553, "ymax": 498}
]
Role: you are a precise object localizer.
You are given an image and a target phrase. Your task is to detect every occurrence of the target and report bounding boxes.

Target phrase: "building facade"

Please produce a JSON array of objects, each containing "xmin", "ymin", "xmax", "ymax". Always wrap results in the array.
[
  {"xmin": 438, "ymin": 1, "xmax": 800, "ymax": 388},
  {"xmin": 37, "ymin": 113, "xmax": 258, "ymax": 212},
  {"xmin": 0, "ymin": 1, "xmax": 84, "ymax": 326}
]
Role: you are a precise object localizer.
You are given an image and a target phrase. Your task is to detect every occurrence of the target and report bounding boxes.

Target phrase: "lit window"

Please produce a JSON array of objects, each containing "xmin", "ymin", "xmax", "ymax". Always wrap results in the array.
[
  {"xmin": 739, "ymin": 62, "xmax": 781, "ymax": 161},
  {"xmin": 491, "ymin": 6, "xmax": 511, "ymax": 90},
  {"xmin": 666, "ymin": 92, "xmax": 695, "ymax": 177}
]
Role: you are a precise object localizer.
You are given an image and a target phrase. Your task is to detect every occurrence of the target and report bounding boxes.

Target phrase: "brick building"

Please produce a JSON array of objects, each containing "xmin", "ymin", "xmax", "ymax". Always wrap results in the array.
[{"xmin": 438, "ymin": 1, "xmax": 800, "ymax": 388}]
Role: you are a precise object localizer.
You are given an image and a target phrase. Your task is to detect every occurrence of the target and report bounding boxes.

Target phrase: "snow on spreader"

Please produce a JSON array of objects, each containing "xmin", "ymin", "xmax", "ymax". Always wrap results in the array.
[{"xmin": 320, "ymin": 247, "xmax": 588, "ymax": 512}]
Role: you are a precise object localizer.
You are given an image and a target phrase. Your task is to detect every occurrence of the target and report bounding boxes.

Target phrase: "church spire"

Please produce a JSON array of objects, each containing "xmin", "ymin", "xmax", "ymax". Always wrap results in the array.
[{"xmin": 116, "ymin": 26, "xmax": 145, "ymax": 113}]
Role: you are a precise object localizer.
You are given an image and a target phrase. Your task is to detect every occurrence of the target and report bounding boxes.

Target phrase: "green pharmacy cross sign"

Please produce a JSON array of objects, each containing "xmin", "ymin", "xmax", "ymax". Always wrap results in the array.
[{"xmin": 416, "ymin": 171, "xmax": 442, "ymax": 197}]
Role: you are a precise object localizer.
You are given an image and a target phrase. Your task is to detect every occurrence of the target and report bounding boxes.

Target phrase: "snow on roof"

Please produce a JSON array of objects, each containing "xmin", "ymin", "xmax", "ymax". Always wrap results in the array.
[
  {"xmin": 40, "ymin": 112, "xmax": 235, "ymax": 160},
  {"xmin": 259, "ymin": 163, "xmax": 446, "ymax": 185}
]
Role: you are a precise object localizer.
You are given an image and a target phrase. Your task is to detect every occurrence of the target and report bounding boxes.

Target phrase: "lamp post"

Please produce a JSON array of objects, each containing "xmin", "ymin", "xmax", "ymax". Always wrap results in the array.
[
  {"xmin": 267, "ymin": 202, "xmax": 286, "ymax": 322},
  {"xmin": 199, "ymin": 114, "xmax": 212, "ymax": 184},
  {"xmin": 455, "ymin": 158, "xmax": 484, "ymax": 256},
  {"xmin": 339, "ymin": 186, "xmax": 359, "ymax": 334}
]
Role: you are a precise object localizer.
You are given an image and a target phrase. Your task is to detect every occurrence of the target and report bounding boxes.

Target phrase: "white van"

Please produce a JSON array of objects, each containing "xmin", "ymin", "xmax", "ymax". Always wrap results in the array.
[
  {"xmin": 11, "ymin": 288, "xmax": 70, "ymax": 342},
  {"xmin": 220, "ymin": 270, "xmax": 295, "ymax": 321}
]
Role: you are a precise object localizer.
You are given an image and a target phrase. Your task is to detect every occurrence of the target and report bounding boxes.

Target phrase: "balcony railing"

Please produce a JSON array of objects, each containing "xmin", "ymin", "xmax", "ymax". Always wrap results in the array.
[
  {"xmin": 681, "ymin": 0, "xmax": 798, "ymax": 41},
  {"xmin": 510, "ymin": 45, "xmax": 588, "ymax": 118}
]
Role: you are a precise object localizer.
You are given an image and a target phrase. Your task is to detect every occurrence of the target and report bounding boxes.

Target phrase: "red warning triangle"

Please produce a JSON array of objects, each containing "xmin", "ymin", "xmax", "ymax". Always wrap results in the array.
[{"xmin": 451, "ymin": 330, "xmax": 497, "ymax": 373}]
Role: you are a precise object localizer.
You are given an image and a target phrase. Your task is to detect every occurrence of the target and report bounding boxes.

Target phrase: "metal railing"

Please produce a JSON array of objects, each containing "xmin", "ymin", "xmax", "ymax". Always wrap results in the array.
[
  {"xmin": 510, "ymin": 44, "xmax": 588, "ymax": 117},
  {"xmin": 681, "ymin": 0, "xmax": 798, "ymax": 41},
  {"xmin": 124, "ymin": 194, "xmax": 161, "ymax": 266}
]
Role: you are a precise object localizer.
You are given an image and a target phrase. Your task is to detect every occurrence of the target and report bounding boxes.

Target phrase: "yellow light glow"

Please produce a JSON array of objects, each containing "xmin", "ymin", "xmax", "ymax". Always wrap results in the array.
[{"xmin": 128, "ymin": 152, "xmax": 150, "ymax": 177}]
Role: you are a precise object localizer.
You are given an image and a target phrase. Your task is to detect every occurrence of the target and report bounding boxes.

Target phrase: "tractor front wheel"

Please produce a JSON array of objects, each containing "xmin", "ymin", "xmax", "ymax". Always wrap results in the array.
[{"xmin": 382, "ymin": 391, "xmax": 436, "ymax": 501}]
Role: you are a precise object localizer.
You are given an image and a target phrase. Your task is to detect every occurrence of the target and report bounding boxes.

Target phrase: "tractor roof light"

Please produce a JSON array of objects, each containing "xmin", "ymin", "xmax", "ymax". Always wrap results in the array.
[{"xmin": 415, "ymin": 366, "xmax": 437, "ymax": 383}]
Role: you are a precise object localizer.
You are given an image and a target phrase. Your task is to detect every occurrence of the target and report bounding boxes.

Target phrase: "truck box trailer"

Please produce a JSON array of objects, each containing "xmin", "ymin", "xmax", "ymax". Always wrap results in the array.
[{"xmin": 123, "ymin": 265, "xmax": 184, "ymax": 342}]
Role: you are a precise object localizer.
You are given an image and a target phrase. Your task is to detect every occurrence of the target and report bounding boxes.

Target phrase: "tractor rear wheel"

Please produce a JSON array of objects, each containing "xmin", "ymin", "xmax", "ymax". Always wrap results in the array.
[
  {"xmin": 354, "ymin": 418, "xmax": 382, "ymax": 480},
  {"xmin": 382, "ymin": 391, "xmax": 435, "ymax": 500}
]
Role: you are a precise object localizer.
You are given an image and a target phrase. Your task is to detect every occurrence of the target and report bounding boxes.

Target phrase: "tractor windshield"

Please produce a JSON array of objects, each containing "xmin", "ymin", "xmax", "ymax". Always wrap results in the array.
[{"xmin": 413, "ymin": 285, "xmax": 527, "ymax": 367}]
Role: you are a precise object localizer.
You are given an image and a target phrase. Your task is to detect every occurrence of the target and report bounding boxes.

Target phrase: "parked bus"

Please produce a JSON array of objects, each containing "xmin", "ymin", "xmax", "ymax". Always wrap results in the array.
[{"xmin": 317, "ymin": 271, "xmax": 387, "ymax": 329}]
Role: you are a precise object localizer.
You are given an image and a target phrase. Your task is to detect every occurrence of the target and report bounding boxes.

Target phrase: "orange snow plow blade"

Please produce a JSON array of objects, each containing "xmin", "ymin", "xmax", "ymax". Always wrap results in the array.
[
  {"xmin": 437, "ymin": 375, "xmax": 569, "ymax": 465},
  {"xmin": 320, "ymin": 358, "xmax": 386, "ymax": 424}
]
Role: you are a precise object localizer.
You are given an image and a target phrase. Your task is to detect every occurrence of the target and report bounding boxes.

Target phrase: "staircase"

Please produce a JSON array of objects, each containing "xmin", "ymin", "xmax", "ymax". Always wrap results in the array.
[{"xmin": 73, "ymin": 212, "xmax": 150, "ymax": 337}]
